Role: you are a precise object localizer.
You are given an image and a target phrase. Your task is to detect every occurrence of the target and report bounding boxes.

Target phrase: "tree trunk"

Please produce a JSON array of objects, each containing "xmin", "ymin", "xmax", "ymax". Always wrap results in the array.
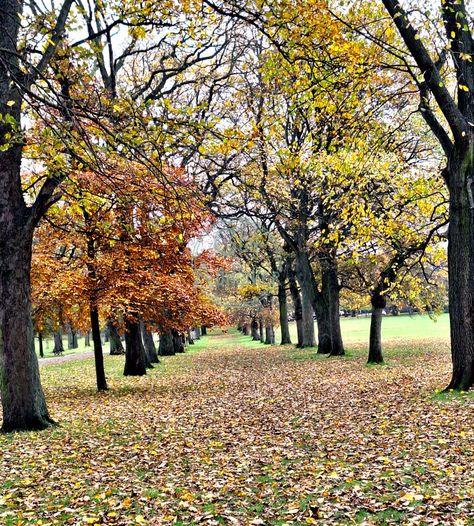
[
  {"xmin": 67, "ymin": 324, "xmax": 78, "ymax": 349},
  {"xmin": 124, "ymin": 319, "xmax": 147, "ymax": 376},
  {"xmin": 265, "ymin": 324, "xmax": 275, "ymax": 345},
  {"xmin": 53, "ymin": 330, "xmax": 64, "ymax": 355},
  {"xmin": 187, "ymin": 328, "xmax": 195, "ymax": 344},
  {"xmin": 322, "ymin": 263, "xmax": 345, "ymax": 356},
  {"xmin": 288, "ymin": 260, "xmax": 304, "ymax": 348},
  {"xmin": 194, "ymin": 327, "xmax": 201, "ymax": 340},
  {"xmin": 172, "ymin": 329, "xmax": 185, "ymax": 353},
  {"xmin": 201, "ymin": 325, "xmax": 207, "ymax": 336},
  {"xmin": 445, "ymin": 144, "xmax": 474, "ymax": 390},
  {"xmin": 38, "ymin": 332, "xmax": 44, "ymax": 358},
  {"xmin": 90, "ymin": 304, "xmax": 108, "ymax": 390},
  {"xmin": 259, "ymin": 319, "xmax": 264, "ymax": 342},
  {"xmin": 251, "ymin": 317, "xmax": 260, "ymax": 340},
  {"xmin": 108, "ymin": 321, "xmax": 124, "ymax": 355},
  {"xmin": 242, "ymin": 324, "xmax": 250, "ymax": 336},
  {"xmin": 0, "ymin": 226, "xmax": 53, "ymax": 431},
  {"xmin": 368, "ymin": 293, "xmax": 386, "ymax": 364},
  {"xmin": 140, "ymin": 320, "xmax": 159, "ymax": 363},
  {"xmin": 158, "ymin": 330, "xmax": 175, "ymax": 356},
  {"xmin": 85, "ymin": 330, "xmax": 91, "ymax": 347},
  {"xmin": 278, "ymin": 281, "xmax": 291, "ymax": 345},
  {"xmin": 295, "ymin": 252, "xmax": 317, "ymax": 347},
  {"xmin": 313, "ymin": 296, "xmax": 331, "ymax": 354}
]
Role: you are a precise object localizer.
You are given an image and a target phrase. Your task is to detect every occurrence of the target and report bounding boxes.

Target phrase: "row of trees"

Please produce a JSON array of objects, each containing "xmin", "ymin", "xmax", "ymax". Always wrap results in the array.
[
  {"xmin": 200, "ymin": 3, "xmax": 448, "ymax": 364},
  {"xmin": 0, "ymin": 0, "xmax": 237, "ymax": 431},
  {"xmin": 0, "ymin": 0, "xmax": 472, "ymax": 431}
]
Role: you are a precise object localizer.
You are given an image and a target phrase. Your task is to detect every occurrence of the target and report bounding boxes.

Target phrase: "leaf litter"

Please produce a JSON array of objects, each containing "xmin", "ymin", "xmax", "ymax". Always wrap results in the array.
[{"xmin": 1, "ymin": 333, "xmax": 474, "ymax": 525}]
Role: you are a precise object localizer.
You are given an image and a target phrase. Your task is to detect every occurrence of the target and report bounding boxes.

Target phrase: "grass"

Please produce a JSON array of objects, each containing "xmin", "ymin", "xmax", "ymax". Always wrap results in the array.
[
  {"xmin": 275, "ymin": 312, "xmax": 450, "ymax": 346},
  {"xmin": 35, "ymin": 334, "xmax": 92, "ymax": 359},
  {"xmin": 2, "ymin": 324, "xmax": 469, "ymax": 526}
]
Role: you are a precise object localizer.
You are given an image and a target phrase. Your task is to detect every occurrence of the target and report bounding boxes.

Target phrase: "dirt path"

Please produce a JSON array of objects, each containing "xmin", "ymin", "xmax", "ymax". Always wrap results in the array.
[{"xmin": 39, "ymin": 350, "xmax": 95, "ymax": 365}]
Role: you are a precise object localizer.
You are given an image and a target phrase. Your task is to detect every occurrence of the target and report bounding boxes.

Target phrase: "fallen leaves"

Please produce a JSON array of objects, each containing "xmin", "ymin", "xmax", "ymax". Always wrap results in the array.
[{"xmin": 1, "ymin": 333, "xmax": 474, "ymax": 525}]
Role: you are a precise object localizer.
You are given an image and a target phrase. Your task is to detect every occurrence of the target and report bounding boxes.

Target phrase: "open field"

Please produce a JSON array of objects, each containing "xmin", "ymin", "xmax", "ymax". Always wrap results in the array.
[
  {"xmin": 3, "ymin": 327, "xmax": 474, "ymax": 525},
  {"xmin": 274, "ymin": 313, "xmax": 450, "ymax": 348}
]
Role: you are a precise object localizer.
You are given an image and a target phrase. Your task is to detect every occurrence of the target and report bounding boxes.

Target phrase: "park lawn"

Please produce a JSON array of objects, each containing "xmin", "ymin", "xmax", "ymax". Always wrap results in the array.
[
  {"xmin": 36, "ymin": 335, "xmax": 93, "ymax": 359},
  {"xmin": 3, "ymin": 329, "xmax": 474, "ymax": 526},
  {"xmin": 275, "ymin": 313, "xmax": 450, "ymax": 348}
]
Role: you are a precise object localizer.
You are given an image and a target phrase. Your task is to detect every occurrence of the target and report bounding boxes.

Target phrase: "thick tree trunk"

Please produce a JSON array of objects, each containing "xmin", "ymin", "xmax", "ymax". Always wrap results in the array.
[
  {"xmin": 278, "ymin": 281, "xmax": 291, "ymax": 345},
  {"xmin": 445, "ymin": 144, "xmax": 474, "ymax": 390},
  {"xmin": 313, "ymin": 296, "xmax": 331, "ymax": 354},
  {"xmin": 322, "ymin": 264, "xmax": 345, "ymax": 356},
  {"xmin": 201, "ymin": 326, "xmax": 207, "ymax": 336},
  {"xmin": 259, "ymin": 319, "xmax": 264, "ymax": 342},
  {"xmin": 0, "ymin": 0, "xmax": 74, "ymax": 431},
  {"xmin": 38, "ymin": 332, "xmax": 44, "ymax": 358},
  {"xmin": 300, "ymin": 287, "xmax": 315, "ymax": 348},
  {"xmin": 67, "ymin": 324, "xmax": 78, "ymax": 349},
  {"xmin": 295, "ymin": 252, "xmax": 317, "ymax": 347},
  {"xmin": 187, "ymin": 328, "xmax": 195, "ymax": 344},
  {"xmin": 172, "ymin": 329, "xmax": 185, "ymax": 353},
  {"xmin": 242, "ymin": 324, "xmax": 250, "ymax": 336},
  {"xmin": 288, "ymin": 260, "xmax": 304, "ymax": 347},
  {"xmin": 124, "ymin": 319, "xmax": 147, "ymax": 376},
  {"xmin": 140, "ymin": 320, "xmax": 159, "ymax": 363},
  {"xmin": 0, "ymin": 226, "xmax": 53, "ymax": 431},
  {"xmin": 194, "ymin": 327, "xmax": 201, "ymax": 340},
  {"xmin": 158, "ymin": 330, "xmax": 175, "ymax": 356},
  {"xmin": 85, "ymin": 330, "xmax": 91, "ymax": 347},
  {"xmin": 265, "ymin": 325, "xmax": 275, "ymax": 345},
  {"xmin": 251, "ymin": 317, "xmax": 260, "ymax": 340},
  {"xmin": 368, "ymin": 293, "xmax": 386, "ymax": 364},
  {"xmin": 108, "ymin": 321, "xmax": 124, "ymax": 355},
  {"xmin": 90, "ymin": 305, "xmax": 108, "ymax": 390},
  {"xmin": 53, "ymin": 330, "xmax": 64, "ymax": 355}
]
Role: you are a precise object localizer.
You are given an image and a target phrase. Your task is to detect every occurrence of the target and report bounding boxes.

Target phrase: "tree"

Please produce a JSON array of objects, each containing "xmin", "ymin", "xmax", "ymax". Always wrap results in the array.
[
  {"xmin": 371, "ymin": 0, "xmax": 474, "ymax": 389},
  {"xmin": 0, "ymin": 0, "xmax": 76, "ymax": 431}
]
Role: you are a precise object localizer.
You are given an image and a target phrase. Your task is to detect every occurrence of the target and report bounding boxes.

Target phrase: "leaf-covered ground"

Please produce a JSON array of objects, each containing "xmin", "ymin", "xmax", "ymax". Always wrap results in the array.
[{"xmin": 2, "ymin": 330, "xmax": 474, "ymax": 525}]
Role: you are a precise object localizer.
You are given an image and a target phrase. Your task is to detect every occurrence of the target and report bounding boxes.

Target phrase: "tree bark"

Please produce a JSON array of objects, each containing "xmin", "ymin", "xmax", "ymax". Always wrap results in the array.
[
  {"xmin": 67, "ymin": 324, "xmax": 78, "ymax": 349},
  {"xmin": 38, "ymin": 332, "xmax": 44, "ymax": 358},
  {"xmin": 295, "ymin": 253, "xmax": 316, "ymax": 347},
  {"xmin": 124, "ymin": 319, "xmax": 147, "ymax": 376},
  {"xmin": 140, "ymin": 320, "xmax": 159, "ymax": 363},
  {"xmin": 251, "ymin": 317, "xmax": 260, "ymax": 340},
  {"xmin": 288, "ymin": 260, "xmax": 304, "ymax": 347},
  {"xmin": 53, "ymin": 330, "xmax": 64, "ymax": 355},
  {"xmin": 313, "ymin": 296, "xmax": 331, "ymax": 354},
  {"xmin": 242, "ymin": 324, "xmax": 250, "ymax": 336},
  {"xmin": 265, "ymin": 324, "xmax": 275, "ymax": 345},
  {"xmin": 158, "ymin": 330, "xmax": 175, "ymax": 356},
  {"xmin": 90, "ymin": 304, "xmax": 108, "ymax": 390},
  {"xmin": 187, "ymin": 328, "xmax": 195, "ymax": 344},
  {"xmin": 0, "ymin": 226, "xmax": 53, "ymax": 431},
  {"xmin": 172, "ymin": 329, "xmax": 185, "ymax": 353},
  {"xmin": 278, "ymin": 280, "xmax": 291, "ymax": 345},
  {"xmin": 368, "ymin": 294, "xmax": 386, "ymax": 364},
  {"xmin": 201, "ymin": 325, "xmax": 207, "ymax": 335},
  {"xmin": 85, "ymin": 330, "xmax": 91, "ymax": 347},
  {"xmin": 322, "ymin": 263, "xmax": 345, "ymax": 356},
  {"xmin": 108, "ymin": 321, "xmax": 124, "ymax": 355},
  {"xmin": 259, "ymin": 319, "xmax": 264, "ymax": 342},
  {"xmin": 445, "ymin": 144, "xmax": 474, "ymax": 390}
]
